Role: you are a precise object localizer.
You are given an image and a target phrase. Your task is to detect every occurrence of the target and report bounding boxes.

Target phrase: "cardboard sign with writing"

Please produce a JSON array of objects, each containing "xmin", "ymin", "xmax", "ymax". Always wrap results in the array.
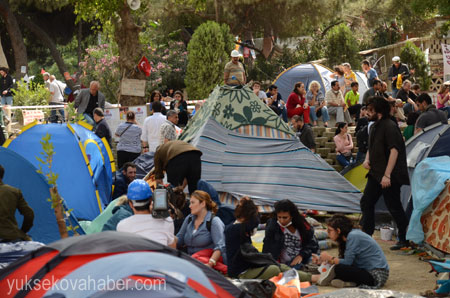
[
  {"xmin": 22, "ymin": 110, "xmax": 45, "ymax": 125},
  {"xmin": 121, "ymin": 79, "xmax": 146, "ymax": 97}
]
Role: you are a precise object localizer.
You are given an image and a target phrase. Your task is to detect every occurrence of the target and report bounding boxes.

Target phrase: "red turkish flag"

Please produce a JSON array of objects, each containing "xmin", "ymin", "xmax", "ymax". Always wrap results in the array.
[
  {"xmin": 138, "ymin": 56, "xmax": 151, "ymax": 77},
  {"xmin": 41, "ymin": 69, "xmax": 46, "ymax": 74}
]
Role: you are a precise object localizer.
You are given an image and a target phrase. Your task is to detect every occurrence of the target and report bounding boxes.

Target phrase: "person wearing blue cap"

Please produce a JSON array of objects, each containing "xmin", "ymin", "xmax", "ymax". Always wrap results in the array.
[{"xmin": 116, "ymin": 179, "xmax": 176, "ymax": 248}]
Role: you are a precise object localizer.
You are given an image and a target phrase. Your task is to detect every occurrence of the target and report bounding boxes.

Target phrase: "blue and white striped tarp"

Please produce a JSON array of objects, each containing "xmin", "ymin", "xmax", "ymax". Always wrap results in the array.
[{"xmin": 191, "ymin": 119, "xmax": 362, "ymax": 213}]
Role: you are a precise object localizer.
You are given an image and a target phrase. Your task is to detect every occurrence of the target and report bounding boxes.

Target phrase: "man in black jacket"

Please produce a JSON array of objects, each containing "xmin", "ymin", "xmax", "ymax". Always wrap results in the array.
[
  {"xmin": 388, "ymin": 56, "xmax": 410, "ymax": 98},
  {"xmin": 291, "ymin": 115, "xmax": 316, "ymax": 153},
  {"xmin": 0, "ymin": 67, "xmax": 13, "ymax": 106},
  {"xmin": 361, "ymin": 96, "xmax": 410, "ymax": 250}
]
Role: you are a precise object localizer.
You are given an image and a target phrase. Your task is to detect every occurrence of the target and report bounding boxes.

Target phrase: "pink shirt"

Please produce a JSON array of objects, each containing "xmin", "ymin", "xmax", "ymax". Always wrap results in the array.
[
  {"xmin": 437, "ymin": 93, "xmax": 450, "ymax": 109},
  {"xmin": 334, "ymin": 133, "xmax": 353, "ymax": 155}
]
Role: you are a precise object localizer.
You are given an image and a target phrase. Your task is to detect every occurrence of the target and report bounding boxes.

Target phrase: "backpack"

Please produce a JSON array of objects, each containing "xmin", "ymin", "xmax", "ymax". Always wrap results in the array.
[{"xmin": 356, "ymin": 124, "xmax": 369, "ymax": 153}]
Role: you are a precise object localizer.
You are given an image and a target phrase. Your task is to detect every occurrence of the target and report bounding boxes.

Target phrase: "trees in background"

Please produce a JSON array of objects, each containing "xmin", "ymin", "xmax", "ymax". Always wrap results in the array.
[
  {"xmin": 400, "ymin": 41, "xmax": 432, "ymax": 91},
  {"xmin": 324, "ymin": 23, "xmax": 360, "ymax": 69},
  {"xmin": 185, "ymin": 21, "xmax": 233, "ymax": 100}
]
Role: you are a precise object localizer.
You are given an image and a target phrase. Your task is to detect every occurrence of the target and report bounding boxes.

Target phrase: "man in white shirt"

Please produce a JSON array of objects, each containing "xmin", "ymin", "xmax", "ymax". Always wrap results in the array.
[
  {"xmin": 326, "ymin": 80, "xmax": 353, "ymax": 124},
  {"xmin": 48, "ymin": 75, "xmax": 65, "ymax": 123},
  {"xmin": 141, "ymin": 101, "xmax": 166, "ymax": 152},
  {"xmin": 117, "ymin": 179, "xmax": 176, "ymax": 248}
]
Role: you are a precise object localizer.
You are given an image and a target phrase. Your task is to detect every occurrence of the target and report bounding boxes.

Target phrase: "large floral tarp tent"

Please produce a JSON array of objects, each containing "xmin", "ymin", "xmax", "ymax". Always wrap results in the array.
[{"xmin": 180, "ymin": 85, "xmax": 362, "ymax": 212}]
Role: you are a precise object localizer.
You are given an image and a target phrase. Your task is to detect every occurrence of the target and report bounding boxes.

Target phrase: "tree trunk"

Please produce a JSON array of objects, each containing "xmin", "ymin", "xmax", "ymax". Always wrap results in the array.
[
  {"xmin": 77, "ymin": 21, "xmax": 82, "ymax": 82},
  {"xmin": 262, "ymin": 23, "xmax": 274, "ymax": 59},
  {"xmin": 16, "ymin": 15, "xmax": 75, "ymax": 90},
  {"xmin": 50, "ymin": 187, "xmax": 68, "ymax": 239},
  {"xmin": 114, "ymin": 3, "xmax": 145, "ymax": 106},
  {"xmin": 214, "ymin": 0, "xmax": 220, "ymax": 22},
  {"xmin": 0, "ymin": 0, "xmax": 27, "ymax": 81}
]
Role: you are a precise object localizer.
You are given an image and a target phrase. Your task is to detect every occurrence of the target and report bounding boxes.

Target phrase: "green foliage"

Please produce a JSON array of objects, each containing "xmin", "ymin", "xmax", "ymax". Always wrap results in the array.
[
  {"xmin": 66, "ymin": 102, "xmax": 85, "ymax": 123},
  {"xmin": 31, "ymin": 74, "xmax": 45, "ymax": 87},
  {"xmin": 146, "ymin": 41, "xmax": 188, "ymax": 93},
  {"xmin": 12, "ymin": 80, "xmax": 50, "ymax": 122},
  {"xmin": 185, "ymin": 21, "xmax": 234, "ymax": 99},
  {"xmin": 79, "ymin": 44, "xmax": 120, "ymax": 103},
  {"xmin": 248, "ymin": 46, "xmax": 301, "ymax": 83},
  {"xmin": 373, "ymin": 23, "xmax": 402, "ymax": 48},
  {"xmin": 297, "ymin": 36, "xmax": 325, "ymax": 63},
  {"xmin": 12, "ymin": 80, "xmax": 50, "ymax": 106},
  {"xmin": 36, "ymin": 133, "xmax": 58, "ymax": 187},
  {"xmin": 400, "ymin": 41, "xmax": 432, "ymax": 91},
  {"xmin": 324, "ymin": 24, "xmax": 360, "ymax": 69}
]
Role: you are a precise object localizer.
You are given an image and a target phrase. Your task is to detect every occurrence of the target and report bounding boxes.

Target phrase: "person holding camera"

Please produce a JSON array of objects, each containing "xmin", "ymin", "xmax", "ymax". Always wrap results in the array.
[
  {"xmin": 176, "ymin": 190, "xmax": 227, "ymax": 273},
  {"xmin": 116, "ymin": 179, "xmax": 176, "ymax": 248}
]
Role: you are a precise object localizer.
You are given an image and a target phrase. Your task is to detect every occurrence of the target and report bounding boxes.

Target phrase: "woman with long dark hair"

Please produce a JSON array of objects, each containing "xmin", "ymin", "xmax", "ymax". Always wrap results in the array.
[
  {"xmin": 263, "ymin": 199, "xmax": 319, "ymax": 269},
  {"xmin": 334, "ymin": 122, "xmax": 353, "ymax": 167},
  {"xmin": 286, "ymin": 82, "xmax": 310, "ymax": 123},
  {"xmin": 225, "ymin": 198, "xmax": 318, "ymax": 282},
  {"xmin": 149, "ymin": 90, "xmax": 167, "ymax": 115},
  {"xmin": 313, "ymin": 215, "xmax": 389, "ymax": 289}
]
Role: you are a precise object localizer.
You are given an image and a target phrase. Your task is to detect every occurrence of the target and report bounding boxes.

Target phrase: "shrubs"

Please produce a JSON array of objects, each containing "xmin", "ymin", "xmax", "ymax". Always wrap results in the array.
[
  {"xmin": 185, "ymin": 21, "xmax": 234, "ymax": 100},
  {"xmin": 324, "ymin": 23, "xmax": 360, "ymax": 69},
  {"xmin": 400, "ymin": 41, "xmax": 431, "ymax": 91}
]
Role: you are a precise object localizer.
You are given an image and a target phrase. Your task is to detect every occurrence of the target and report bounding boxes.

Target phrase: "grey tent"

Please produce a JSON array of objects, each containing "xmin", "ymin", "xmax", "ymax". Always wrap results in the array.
[
  {"xmin": 272, "ymin": 63, "xmax": 368, "ymax": 104},
  {"xmin": 401, "ymin": 123, "xmax": 450, "ymax": 208},
  {"xmin": 181, "ymin": 85, "xmax": 362, "ymax": 213}
]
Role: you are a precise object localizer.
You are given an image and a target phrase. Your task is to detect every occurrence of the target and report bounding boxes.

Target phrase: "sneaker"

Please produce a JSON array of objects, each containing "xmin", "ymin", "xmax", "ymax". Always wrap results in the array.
[
  {"xmin": 317, "ymin": 265, "xmax": 336, "ymax": 286},
  {"xmin": 330, "ymin": 279, "xmax": 357, "ymax": 288},
  {"xmin": 390, "ymin": 240, "xmax": 410, "ymax": 250}
]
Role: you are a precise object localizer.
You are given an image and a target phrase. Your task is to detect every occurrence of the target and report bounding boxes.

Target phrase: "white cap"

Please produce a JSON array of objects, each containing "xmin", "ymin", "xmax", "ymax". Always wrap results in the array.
[
  {"xmin": 392, "ymin": 56, "xmax": 400, "ymax": 62},
  {"xmin": 231, "ymin": 50, "xmax": 241, "ymax": 57},
  {"xmin": 444, "ymin": 81, "xmax": 450, "ymax": 86}
]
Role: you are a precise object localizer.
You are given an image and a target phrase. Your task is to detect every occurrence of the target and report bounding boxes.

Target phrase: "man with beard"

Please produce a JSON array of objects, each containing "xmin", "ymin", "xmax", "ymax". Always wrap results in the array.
[
  {"xmin": 361, "ymin": 96, "xmax": 410, "ymax": 250},
  {"xmin": 113, "ymin": 162, "xmax": 137, "ymax": 199}
]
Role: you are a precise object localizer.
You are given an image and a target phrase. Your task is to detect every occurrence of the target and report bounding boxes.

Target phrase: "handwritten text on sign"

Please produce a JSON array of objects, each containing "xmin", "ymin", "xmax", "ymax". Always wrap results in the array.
[{"xmin": 121, "ymin": 79, "xmax": 146, "ymax": 97}]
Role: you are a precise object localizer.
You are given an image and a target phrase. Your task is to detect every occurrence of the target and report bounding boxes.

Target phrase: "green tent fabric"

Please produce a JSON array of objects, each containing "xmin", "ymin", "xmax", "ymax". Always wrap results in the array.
[
  {"xmin": 78, "ymin": 198, "xmax": 121, "ymax": 234},
  {"xmin": 180, "ymin": 85, "xmax": 293, "ymax": 142}
]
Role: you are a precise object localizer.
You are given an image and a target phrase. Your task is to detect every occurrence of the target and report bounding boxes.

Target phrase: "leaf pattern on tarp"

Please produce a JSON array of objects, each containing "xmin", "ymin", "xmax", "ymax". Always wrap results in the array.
[{"xmin": 180, "ymin": 85, "xmax": 293, "ymax": 142}]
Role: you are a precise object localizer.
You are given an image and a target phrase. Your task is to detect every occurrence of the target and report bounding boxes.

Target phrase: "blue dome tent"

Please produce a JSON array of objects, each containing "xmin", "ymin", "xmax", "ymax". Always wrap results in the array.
[
  {"xmin": 3, "ymin": 122, "xmax": 114, "ymax": 220},
  {"xmin": 0, "ymin": 147, "xmax": 85, "ymax": 243},
  {"xmin": 272, "ymin": 63, "xmax": 368, "ymax": 104}
]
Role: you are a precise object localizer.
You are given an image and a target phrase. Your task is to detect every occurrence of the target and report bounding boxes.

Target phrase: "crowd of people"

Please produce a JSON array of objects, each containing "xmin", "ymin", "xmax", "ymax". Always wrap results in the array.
[{"xmin": 0, "ymin": 51, "xmax": 449, "ymax": 293}]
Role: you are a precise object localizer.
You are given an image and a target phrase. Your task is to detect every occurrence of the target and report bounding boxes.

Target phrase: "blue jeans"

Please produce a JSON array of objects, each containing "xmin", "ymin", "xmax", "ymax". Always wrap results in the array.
[
  {"xmin": 439, "ymin": 106, "xmax": 450, "ymax": 119},
  {"xmin": 336, "ymin": 154, "xmax": 351, "ymax": 167},
  {"xmin": 356, "ymin": 151, "xmax": 366, "ymax": 163},
  {"xmin": 392, "ymin": 87, "xmax": 399, "ymax": 98},
  {"xmin": 1, "ymin": 96, "xmax": 13, "ymax": 105},
  {"xmin": 49, "ymin": 102, "xmax": 65, "ymax": 123},
  {"xmin": 280, "ymin": 106, "xmax": 288, "ymax": 122},
  {"xmin": 309, "ymin": 105, "xmax": 330, "ymax": 122}
]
